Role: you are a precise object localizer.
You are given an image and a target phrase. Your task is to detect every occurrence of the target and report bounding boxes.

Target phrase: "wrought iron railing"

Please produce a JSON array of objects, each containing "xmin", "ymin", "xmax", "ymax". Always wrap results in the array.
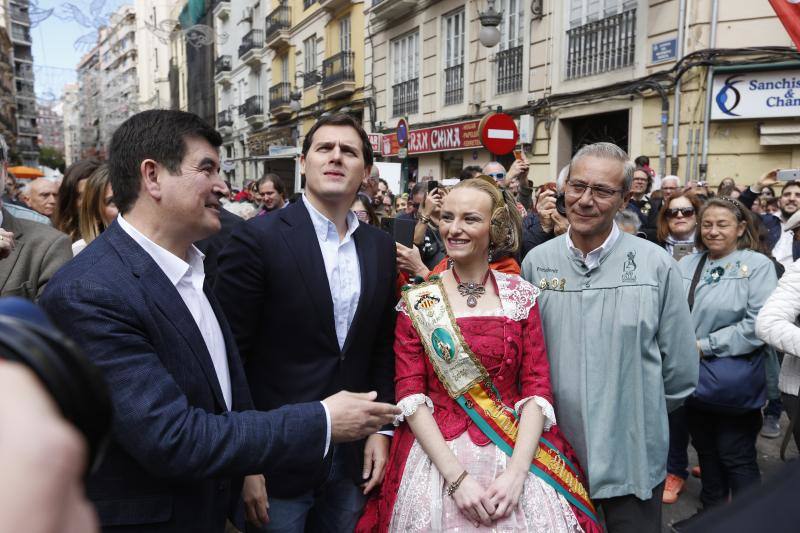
[
  {"xmin": 444, "ymin": 64, "xmax": 463, "ymax": 105},
  {"xmin": 392, "ymin": 78, "xmax": 418, "ymax": 117},
  {"xmin": 215, "ymin": 55, "xmax": 232, "ymax": 73},
  {"xmin": 11, "ymin": 26, "xmax": 31, "ymax": 43},
  {"xmin": 322, "ymin": 51, "xmax": 355, "ymax": 89},
  {"xmin": 217, "ymin": 109, "xmax": 233, "ymax": 128},
  {"xmin": 566, "ymin": 8, "xmax": 636, "ymax": 80},
  {"xmin": 303, "ymin": 70, "xmax": 321, "ymax": 88},
  {"xmin": 265, "ymin": 4, "xmax": 291, "ymax": 42},
  {"xmin": 496, "ymin": 46, "xmax": 523, "ymax": 94},
  {"xmin": 238, "ymin": 29, "xmax": 264, "ymax": 58},
  {"xmin": 10, "ymin": 4, "xmax": 30, "ymax": 24},
  {"xmin": 269, "ymin": 82, "xmax": 292, "ymax": 109},
  {"xmin": 239, "ymin": 95, "xmax": 263, "ymax": 117}
]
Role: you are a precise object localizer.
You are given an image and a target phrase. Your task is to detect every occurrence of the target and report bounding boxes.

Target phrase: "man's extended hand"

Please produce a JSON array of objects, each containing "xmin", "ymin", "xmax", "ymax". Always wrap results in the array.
[
  {"xmin": 0, "ymin": 229, "xmax": 15, "ymax": 260},
  {"xmin": 322, "ymin": 391, "xmax": 400, "ymax": 443},
  {"xmin": 361, "ymin": 433, "xmax": 390, "ymax": 495}
]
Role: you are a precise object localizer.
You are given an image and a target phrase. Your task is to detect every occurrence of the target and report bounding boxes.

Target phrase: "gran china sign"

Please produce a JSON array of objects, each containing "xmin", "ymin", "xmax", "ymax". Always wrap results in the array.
[{"xmin": 711, "ymin": 69, "xmax": 800, "ymax": 120}]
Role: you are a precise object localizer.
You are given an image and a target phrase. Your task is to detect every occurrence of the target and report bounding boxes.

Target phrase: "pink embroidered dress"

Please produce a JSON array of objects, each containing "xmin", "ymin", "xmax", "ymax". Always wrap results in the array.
[{"xmin": 357, "ymin": 271, "xmax": 599, "ymax": 533}]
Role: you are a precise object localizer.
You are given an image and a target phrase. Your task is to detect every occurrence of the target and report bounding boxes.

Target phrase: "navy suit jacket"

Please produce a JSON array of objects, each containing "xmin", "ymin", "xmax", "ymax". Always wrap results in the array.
[
  {"xmin": 39, "ymin": 221, "xmax": 327, "ymax": 532},
  {"xmin": 215, "ymin": 199, "xmax": 396, "ymax": 497}
]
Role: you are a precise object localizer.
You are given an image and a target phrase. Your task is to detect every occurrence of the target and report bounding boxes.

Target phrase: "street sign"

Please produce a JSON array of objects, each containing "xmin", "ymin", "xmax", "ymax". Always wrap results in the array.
[
  {"xmin": 651, "ymin": 38, "xmax": 677, "ymax": 64},
  {"xmin": 398, "ymin": 147, "xmax": 408, "ymax": 159},
  {"xmin": 397, "ymin": 118, "xmax": 409, "ymax": 148},
  {"xmin": 479, "ymin": 112, "xmax": 519, "ymax": 155}
]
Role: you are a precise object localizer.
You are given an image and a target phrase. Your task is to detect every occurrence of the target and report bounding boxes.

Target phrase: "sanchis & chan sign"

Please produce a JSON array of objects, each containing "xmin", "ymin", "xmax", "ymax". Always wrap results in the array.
[{"xmin": 712, "ymin": 69, "xmax": 800, "ymax": 120}]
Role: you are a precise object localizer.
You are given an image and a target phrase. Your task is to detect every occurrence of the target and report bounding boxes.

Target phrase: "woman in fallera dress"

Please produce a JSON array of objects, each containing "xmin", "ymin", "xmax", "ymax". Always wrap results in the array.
[{"xmin": 358, "ymin": 177, "xmax": 600, "ymax": 532}]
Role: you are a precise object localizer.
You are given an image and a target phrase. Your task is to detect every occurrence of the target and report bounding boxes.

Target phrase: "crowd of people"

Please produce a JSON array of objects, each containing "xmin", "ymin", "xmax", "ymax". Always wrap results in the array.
[{"xmin": 0, "ymin": 110, "xmax": 799, "ymax": 533}]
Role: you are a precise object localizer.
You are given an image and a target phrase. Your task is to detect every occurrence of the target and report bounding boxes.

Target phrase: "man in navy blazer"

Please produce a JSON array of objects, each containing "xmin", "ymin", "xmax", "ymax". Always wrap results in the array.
[
  {"xmin": 39, "ymin": 110, "xmax": 398, "ymax": 532},
  {"xmin": 215, "ymin": 114, "xmax": 396, "ymax": 532}
]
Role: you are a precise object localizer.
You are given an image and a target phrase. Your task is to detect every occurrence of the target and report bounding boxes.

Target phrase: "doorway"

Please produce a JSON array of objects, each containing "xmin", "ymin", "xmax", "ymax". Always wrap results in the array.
[{"xmin": 567, "ymin": 110, "xmax": 629, "ymax": 155}]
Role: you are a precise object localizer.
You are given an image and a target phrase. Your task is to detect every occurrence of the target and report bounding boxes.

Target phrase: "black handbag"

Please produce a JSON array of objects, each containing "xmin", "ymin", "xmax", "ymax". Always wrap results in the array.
[{"xmin": 687, "ymin": 254, "xmax": 766, "ymax": 413}]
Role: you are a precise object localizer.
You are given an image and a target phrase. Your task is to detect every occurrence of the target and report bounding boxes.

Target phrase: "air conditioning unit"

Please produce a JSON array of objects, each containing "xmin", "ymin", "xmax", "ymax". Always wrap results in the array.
[{"xmin": 241, "ymin": 7, "xmax": 253, "ymax": 22}]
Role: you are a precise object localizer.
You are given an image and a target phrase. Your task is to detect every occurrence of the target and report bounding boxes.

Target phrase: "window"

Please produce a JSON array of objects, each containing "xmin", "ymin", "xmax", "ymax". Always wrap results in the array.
[
  {"xmin": 281, "ymin": 54, "xmax": 289, "ymax": 83},
  {"xmin": 566, "ymin": 0, "xmax": 637, "ymax": 79},
  {"xmin": 496, "ymin": 0, "xmax": 524, "ymax": 94},
  {"xmin": 391, "ymin": 32, "xmax": 419, "ymax": 117},
  {"xmin": 303, "ymin": 0, "xmax": 315, "ymax": 9},
  {"xmin": 443, "ymin": 9, "xmax": 464, "ymax": 105},
  {"xmin": 339, "ymin": 17, "xmax": 351, "ymax": 52},
  {"xmin": 303, "ymin": 35, "xmax": 320, "ymax": 87}
]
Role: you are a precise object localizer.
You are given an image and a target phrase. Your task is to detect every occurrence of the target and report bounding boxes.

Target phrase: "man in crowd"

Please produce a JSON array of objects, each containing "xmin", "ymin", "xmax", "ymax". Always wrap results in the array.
[
  {"xmin": 660, "ymin": 175, "xmax": 681, "ymax": 202},
  {"xmin": 21, "ymin": 177, "xmax": 59, "ymax": 219},
  {"xmin": 740, "ymin": 171, "xmax": 800, "ymax": 269},
  {"xmin": 216, "ymin": 113, "xmax": 397, "ymax": 532},
  {"xmin": 522, "ymin": 142, "xmax": 698, "ymax": 533},
  {"xmin": 627, "ymin": 166, "xmax": 660, "ymax": 241},
  {"xmin": 39, "ymin": 110, "xmax": 398, "ymax": 532},
  {"xmin": 255, "ymin": 173, "xmax": 288, "ymax": 214},
  {"xmin": 0, "ymin": 137, "xmax": 71, "ymax": 298}
]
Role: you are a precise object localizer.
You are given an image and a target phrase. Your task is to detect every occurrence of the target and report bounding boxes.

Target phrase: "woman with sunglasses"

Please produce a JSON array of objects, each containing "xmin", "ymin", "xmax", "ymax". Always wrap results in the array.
[
  {"xmin": 657, "ymin": 192, "xmax": 703, "ymax": 260},
  {"xmin": 675, "ymin": 197, "xmax": 777, "ymax": 519}
]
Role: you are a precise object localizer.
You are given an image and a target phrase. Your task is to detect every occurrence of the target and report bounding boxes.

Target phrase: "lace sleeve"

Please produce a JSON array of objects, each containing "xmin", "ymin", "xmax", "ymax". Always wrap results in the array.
[
  {"xmin": 394, "ymin": 393, "xmax": 434, "ymax": 426},
  {"xmin": 514, "ymin": 396, "xmax": 557, "ymax": 432}
]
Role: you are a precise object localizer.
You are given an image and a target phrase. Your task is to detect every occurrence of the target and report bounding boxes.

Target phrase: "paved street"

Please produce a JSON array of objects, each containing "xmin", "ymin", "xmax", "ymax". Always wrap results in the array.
[{"xmin": 661, "ymin": 413, "xmax": 798, "ymax": 532}]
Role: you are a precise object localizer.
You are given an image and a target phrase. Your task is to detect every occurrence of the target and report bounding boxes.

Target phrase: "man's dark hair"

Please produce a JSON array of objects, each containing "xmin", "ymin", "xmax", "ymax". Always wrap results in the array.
[
  {"xmin": 782, "ymin": 180, "xmax": 800, "ymax": 193},
  {"xmin": 301, "ymin": 113, "xmax": 373, "ymax": 168},
  {"xmin": 257, "ymin": 173, "xmax": 286, "ymax": 197},
  {"xmin": 108, "ymin": 110, "xmax": 222, "ymax": 214},
  {"xmin": 410, "ymin": 182, "xmax": 427, "ymax": 199},
  {"xmin": 634, "ymin": 155, "xmax": 650, "ymax": 167},
  {"xmin": 460, "ymin": 165, "xmax": 482, "ymax": 181}
]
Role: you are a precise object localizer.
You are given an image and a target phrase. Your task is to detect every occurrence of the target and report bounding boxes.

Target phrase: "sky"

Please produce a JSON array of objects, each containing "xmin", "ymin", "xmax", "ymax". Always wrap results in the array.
[{"xmin": 31, "ymin": 0, "xmax": 128, "ymax": 101}]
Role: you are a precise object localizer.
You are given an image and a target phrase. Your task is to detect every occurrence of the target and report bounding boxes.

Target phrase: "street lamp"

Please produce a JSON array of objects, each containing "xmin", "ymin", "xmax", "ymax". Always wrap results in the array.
[{"xmin": 478, "ymin": 0, "xmax": 503, "ymax": 48}]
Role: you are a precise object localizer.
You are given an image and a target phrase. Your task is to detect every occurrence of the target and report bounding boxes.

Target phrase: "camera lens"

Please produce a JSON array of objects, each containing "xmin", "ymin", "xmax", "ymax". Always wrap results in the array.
[{"xmin": 555, "ymin": 192, "xmax": 567, "ymax": 216}]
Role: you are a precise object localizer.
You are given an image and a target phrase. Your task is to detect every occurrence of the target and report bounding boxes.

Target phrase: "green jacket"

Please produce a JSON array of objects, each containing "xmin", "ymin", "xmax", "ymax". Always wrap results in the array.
[{"xmin": 522, "ymin": 231, "xmax": 698, "ymax": 499}]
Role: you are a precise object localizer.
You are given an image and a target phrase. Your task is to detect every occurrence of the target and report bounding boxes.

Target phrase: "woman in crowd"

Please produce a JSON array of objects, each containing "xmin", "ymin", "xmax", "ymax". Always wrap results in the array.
[
  {"xmin": 395, "ymin": 193, "xmax": 408, "ymax": 214},
  {"xmin": 717, "ymin": 177, "xmax": 737, "ymax": 198},
  {"xmin": 71, "ymin": 165, "xmax": 118, "ymax": 255},
  {"xmin": 677, "ymin": 197, "xmax": 777, "ymax": 512},
  {"xmin": 358, "ymin": 177, "xmax": 600, "ymax": 532},
  {"xmin": 53, "ymin": 159, "xmax": 100, "ymax": 242},
  {"xmin": 352, "ymin": 192, "xmax": 380, "ymax": 226},
  {"xmin": 757, "ymin": 211, "xmax": 800, "ymax": 455},
  {"xmin": 656, "ymin": 191, "xmax": 703, "ymax": 259}
]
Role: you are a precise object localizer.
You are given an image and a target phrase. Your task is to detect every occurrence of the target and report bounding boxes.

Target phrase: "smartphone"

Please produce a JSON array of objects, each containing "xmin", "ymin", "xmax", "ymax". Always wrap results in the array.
[
  {"xmin": 427, "ymin": 180, "xmax": 439, "ymax": 192},
  {"xmin": 777, "ymin": 169, "xmax": 800, "ymax": 181},
  {"xmin": 672, "ymin": 243, "xmax": 694, "ymax": 261},
  {"xmin": 379, "ymin": 216, "xmax": 395, "ymax": 235},
  {"xmin": 393, "ymin": 218, "xmax": 416, "ymax": 248},
  {"xmin": 513, "ymin": 150, "xmax": 523, "ymax": 161}
]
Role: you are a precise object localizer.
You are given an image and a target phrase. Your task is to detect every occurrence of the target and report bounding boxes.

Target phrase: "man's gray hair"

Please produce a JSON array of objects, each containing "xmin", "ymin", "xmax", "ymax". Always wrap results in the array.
[
  {"xmin": 661, "ymin": 175, "xmax": 680, "ymax": 187},
  {"xmin": 615, "ymin": 209, "xmax": 642, "ymax": 231},
  {"xmin": 570, "ymin": 142, "xmax": 635, "ymax": 193},
  {"xmin": 0, "ymin": 134, "xmax": 7, "ymax": 163},
  {"xmin": 556, "ymin": 165, "xmax": 569, "ymax": 191}
]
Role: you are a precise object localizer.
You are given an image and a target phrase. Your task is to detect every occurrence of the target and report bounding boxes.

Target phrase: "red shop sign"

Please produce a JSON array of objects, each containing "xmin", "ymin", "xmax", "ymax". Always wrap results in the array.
[{"xmin": 381, "ymin": 120, "xmax": 481, "ymax": 156}]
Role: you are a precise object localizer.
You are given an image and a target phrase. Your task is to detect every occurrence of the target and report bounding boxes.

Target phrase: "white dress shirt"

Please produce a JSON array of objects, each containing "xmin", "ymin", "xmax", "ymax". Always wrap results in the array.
[
  {"xmin": 302, "ymin": 195, "xmax": 361, "ymax": 349},
  {"xmin": 773, "ymin": 220, "xmax": 795, "ymax": 270},
  {"xmin": 117, "ymin": 215, "xmax": 232, "ymax": 410},
  {"xmin": 566, "ymin": 222, "xmax": 621, "ymax": 272}
]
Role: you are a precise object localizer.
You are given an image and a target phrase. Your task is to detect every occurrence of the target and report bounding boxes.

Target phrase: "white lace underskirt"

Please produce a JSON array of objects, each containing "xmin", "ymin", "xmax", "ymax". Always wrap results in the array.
[{"xmin": 388, "ymin": 433, "xmax": 584, "ymax": 533}]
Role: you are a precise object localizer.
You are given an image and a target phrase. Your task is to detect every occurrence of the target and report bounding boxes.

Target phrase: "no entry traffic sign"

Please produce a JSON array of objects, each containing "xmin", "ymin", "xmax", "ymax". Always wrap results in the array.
[{"xmin": 479, "ymin": 113, "xmax": 519, "ymax": 155}]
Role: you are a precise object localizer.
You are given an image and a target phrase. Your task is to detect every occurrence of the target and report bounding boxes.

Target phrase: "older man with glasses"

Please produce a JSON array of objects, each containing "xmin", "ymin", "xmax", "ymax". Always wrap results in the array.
[{"xmin": 521, "ymin": 143, "xmax": 697, "ymax": 533}]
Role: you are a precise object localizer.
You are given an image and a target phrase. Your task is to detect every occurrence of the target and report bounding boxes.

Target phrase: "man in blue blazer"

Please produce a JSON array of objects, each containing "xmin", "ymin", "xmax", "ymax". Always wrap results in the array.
[
  {"xmin": 39, "ymin": 110, "xmax": 398, "ymax": 532},
  {"xmin": 215, "ymin": 114, "xmax": 397, "ymax": 532}
]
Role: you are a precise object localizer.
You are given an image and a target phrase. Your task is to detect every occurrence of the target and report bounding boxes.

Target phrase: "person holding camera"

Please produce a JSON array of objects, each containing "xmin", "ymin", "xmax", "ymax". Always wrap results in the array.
[{"xmin": 522, "ymin": 143, "xmax": 698, "ymax": 533}]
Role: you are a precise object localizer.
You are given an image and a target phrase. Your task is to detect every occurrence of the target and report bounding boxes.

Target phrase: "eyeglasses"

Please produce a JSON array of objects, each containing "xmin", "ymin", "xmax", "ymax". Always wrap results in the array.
[
  {"xmin": 666, "ymin": 207, "xmax": 695, "ymax": 218},
  {"xmin": 354, "ymin": 210, "xmax": 369, "ymax": 222},
  {"xmin": 565, "ymin": 180, "xmax": 623, "ymax": 200},
  {"xmin": 487, "ymin": 172, "xmax": 506, "ymax": 181}
]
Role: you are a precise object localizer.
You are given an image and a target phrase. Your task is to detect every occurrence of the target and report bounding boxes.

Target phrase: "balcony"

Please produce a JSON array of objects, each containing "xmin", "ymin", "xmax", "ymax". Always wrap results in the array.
[
  {"xmin": 321, "ymin": 51, "xmax": 355, "ymax": 99},
  {"xmin": 217, "ymin": 109, "xmax": 233, "ymax": 134},
  {"xmin": 17, "ymin": 140, "xmax": 39, "ymax": 155},
  {"xmin": 14, "ymin": 63, "xmax": 33, "ymax": 81},
  {"xmin": 238, "ymin": 29, "xmax": 264, "ymax": 67},
  {"xmin": 214, "ymin": 55, "xmax": 232, "ymax": 86},
  {"xmin": 370, "ymin": 0, "xmax": 418, "ymax": 27},
  {"xmin": 496, "ymin": 46, "xmax": 523, "ymax": 95},
  {"xmin": 444, "ymin": 64, "xmax": 463, "ymax": 105},
  {"xmin": 18, "ymin": 122, "xmax": 37, "ymax": 135},
  {"xmin": 212, "ymin": 0, "xmax": 230, "ymax": 21},
  {"xmin": 239, "ymin": 95, "xmax": 264, "ymax": 126},
  {"xmin": 319, "ymin": 0, "xmax": 350, "ymax": 12},
  {"xmin": 10, "ymin": 4, "xmax": 30, "ymax": 25},
  {"xmin": 11, "ymin": 26, "xmax": 32, "ymax": 45},
  {"xmin": 265, "ymin": 5, "xmax": 291, "ymax": 50},
  {"xmin": 303, "ymin": 70, "xmax": 321, "ymax": 89},
  {"xmin": 566, "ymin": 8, "xmax": 636, "ymax": 80},
  {"xmin": 269, "ymin": 82, "xmax": 293, "ymax": 119},
  {"xmin": 392, "ymin": 78, "xmax": 418, "ymax": 117}
]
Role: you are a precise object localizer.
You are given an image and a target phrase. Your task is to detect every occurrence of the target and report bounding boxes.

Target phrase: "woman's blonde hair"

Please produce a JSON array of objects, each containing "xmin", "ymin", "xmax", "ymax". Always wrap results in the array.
[
  {"xmin": 78, "ymin": 164, "xmax": 113, "ymax": 245},
  {"xmin": 451, "ymin": 176, "xmax": 522, "ymax": 258}
]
